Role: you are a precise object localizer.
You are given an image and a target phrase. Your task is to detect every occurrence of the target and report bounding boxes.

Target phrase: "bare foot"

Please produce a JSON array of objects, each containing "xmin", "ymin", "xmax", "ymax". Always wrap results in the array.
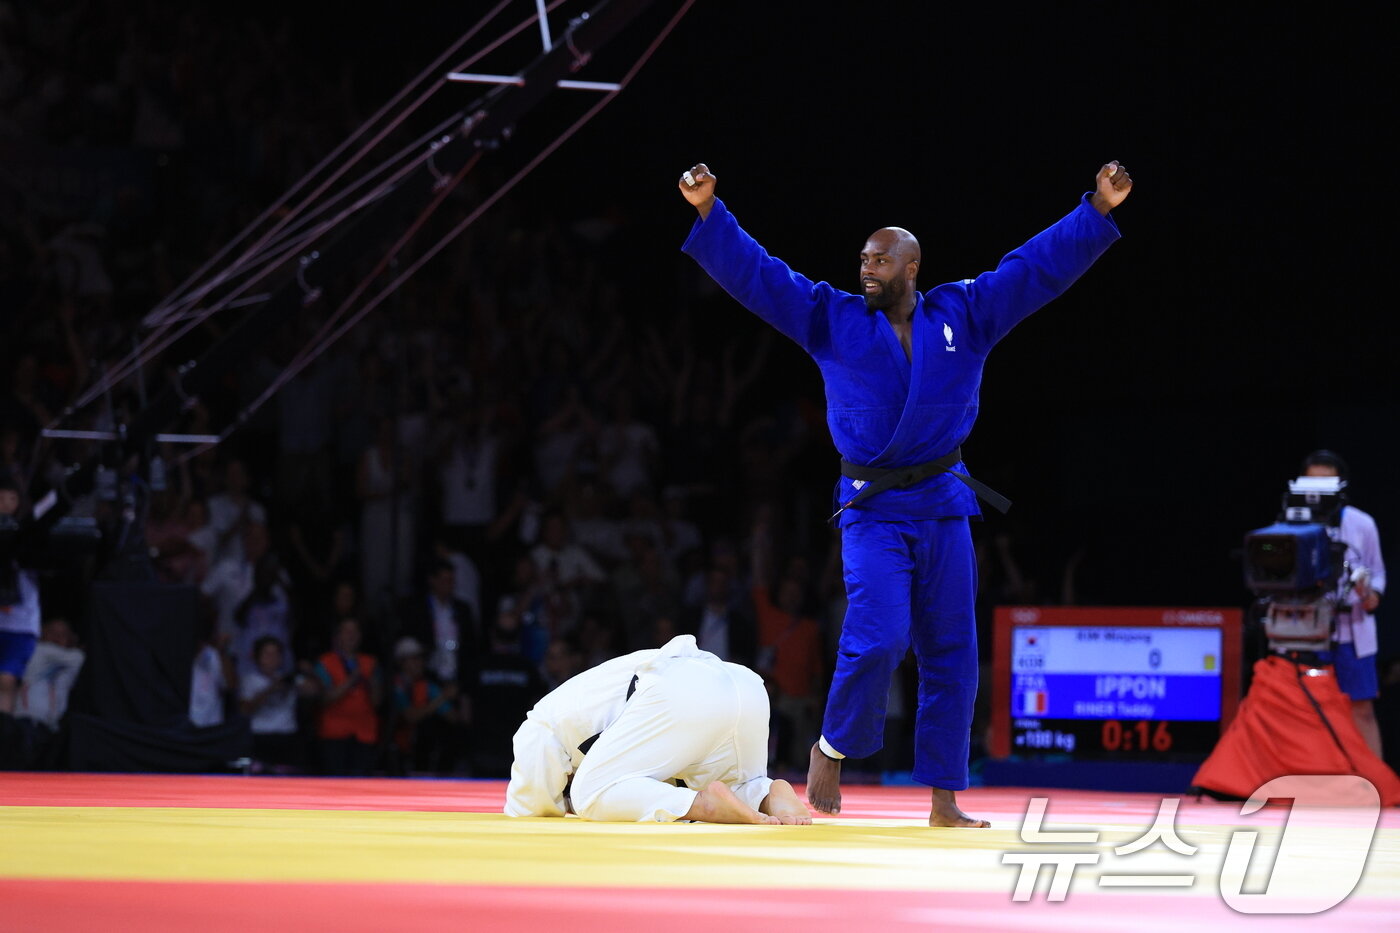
[
  {"xmin": 684, "ymin": 781, "xmax": 780, "ymax": 824},
  {"xmin": 928, "ymin": 787, "xmax": 990, "ymax": 828},
  {"xmin": 760, "ymin": 779, "xmax": 813, "ymax": 825},
  {"xmin": 806, "ymin": 743, "xmax": 842, "ymax": 814}
]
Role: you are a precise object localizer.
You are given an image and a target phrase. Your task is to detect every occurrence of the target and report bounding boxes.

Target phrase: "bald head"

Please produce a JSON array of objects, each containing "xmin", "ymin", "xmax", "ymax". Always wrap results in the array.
[
  {"xmin": 859, "ymin": 227, "xmax": 921, "ymax": 312},
  {"xmin": 869, "ymin": 227, "xmax": 921, "ymax": 263}
]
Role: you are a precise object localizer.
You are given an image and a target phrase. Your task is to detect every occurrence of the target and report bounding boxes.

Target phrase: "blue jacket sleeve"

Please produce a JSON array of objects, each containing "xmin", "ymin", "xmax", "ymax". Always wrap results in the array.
[
  {"xmin": 957, "ymin": 193, "xmax": 1121, "ymax": 353},
  {"xmin": 681, "ymin": 198, "xmax": 834, "ymax": 356}
]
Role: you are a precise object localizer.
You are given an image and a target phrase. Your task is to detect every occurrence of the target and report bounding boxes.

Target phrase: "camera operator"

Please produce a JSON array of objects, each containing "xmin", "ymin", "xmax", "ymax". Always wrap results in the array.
[
  {"xmin": 0, "ymin": 474, "xmax": 41, "ymax": 715},
  {"xmin": 1302, "ymin": 450, "xmax": 1386, "ymax": 757}
]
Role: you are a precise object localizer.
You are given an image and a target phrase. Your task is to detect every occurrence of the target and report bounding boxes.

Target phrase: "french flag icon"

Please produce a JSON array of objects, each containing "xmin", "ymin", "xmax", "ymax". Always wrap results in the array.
[{"xmin": 1021, "ymin": 690, "xmax": 1047, "ymax": 715}]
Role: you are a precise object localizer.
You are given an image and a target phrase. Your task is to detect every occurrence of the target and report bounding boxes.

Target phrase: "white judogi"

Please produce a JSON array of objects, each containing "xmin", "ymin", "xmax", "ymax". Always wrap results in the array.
[{"xmin": 505, "ymin": 635, "xmax": 774, "ymax": 822}]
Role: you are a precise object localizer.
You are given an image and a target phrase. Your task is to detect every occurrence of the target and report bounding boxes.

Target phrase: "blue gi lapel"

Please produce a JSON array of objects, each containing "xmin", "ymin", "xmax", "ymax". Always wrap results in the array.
[{"xmin": 870, "ymin": 292, "xmax": 925, "ymax": 467}]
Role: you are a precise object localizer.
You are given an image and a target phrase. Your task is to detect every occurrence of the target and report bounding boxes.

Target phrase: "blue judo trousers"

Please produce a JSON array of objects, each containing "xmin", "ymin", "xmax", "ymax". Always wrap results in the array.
[
  {"xmin": 683, "ymin": 193, "xmax": 1121, "ymax": 788},
  {"xmin": 834, "ymin": 518, "xmax": 977, "ymax": 787}
]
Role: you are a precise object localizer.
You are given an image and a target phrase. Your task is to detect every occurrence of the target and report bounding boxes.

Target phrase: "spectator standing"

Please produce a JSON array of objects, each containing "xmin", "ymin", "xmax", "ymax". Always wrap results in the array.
[
  {"xmin": 750, "ymin": 514, "xmax": 825, "ymax": 771},
  {"xmin": 205, "ymin": 459, "xmax": 267, "ymax": 566},
  {"xmin": 434, "ymin": 393, "xmax": 500, "ymax": 560},
  {"xmin": 467, "ymin": 604, "xmax": 544, "ymax": 777},
  {"xmin": 201, "ymin": 521, "xmax": 278, "ymax": 639},
  {"xmin": 314, "ymin": 617, "xmax": 382, "ymax": 775},
  {"xmin": 238, "ymin": 636, "xmax": 313, "ymax": 773},
  {"xmin": 390, "ymin": 636, "xmax": 461, "ymax": 775},
  {"xmin": 229, "ymin": 551, "xmax": 295, "ymax": 684},
  {"xmin": 190, "ymin": 620, "xmax": 234, "ymax": 729},
  {"xmin": 357, "ymin": 417, "xmax": 415, "ymax": 610},
  {"xmin": 597, "ymin": 388, "xmax": 658, "ymax": 499},
  {"xmin": 682, "ymin": 565, "xmax": 758, "ymax": 668},
  {"xmin": 0, "ymin": 475, "xmax": 40, "ymax": 715},
  {"xmin": 15, "ymin": 616, "xmax": 84, "ymax": 731},
  {"xmin": 399, "ymin": 560, "xmax": 478, "ymax": 696},
  {"xmin": 540, "ymin": 634, "xmax": 584, "ymax": 691}
]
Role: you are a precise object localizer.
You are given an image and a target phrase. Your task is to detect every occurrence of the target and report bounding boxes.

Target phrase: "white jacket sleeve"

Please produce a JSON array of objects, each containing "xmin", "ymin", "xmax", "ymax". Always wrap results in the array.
[{"xmin": 503, "ymin": 718, "xmax": 574, "ymax": 817}]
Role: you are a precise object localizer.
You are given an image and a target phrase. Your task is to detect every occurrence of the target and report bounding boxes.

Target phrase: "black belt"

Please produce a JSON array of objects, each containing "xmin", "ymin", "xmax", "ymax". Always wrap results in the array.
[
  {"xmin": 576, "ymin": 673, "xmax": 639, "ymax": 756},
  {"xmin": 568, "ymin": 672, "xmax": 684, "ymax": 799},
  {"xmin": 830, "ymin": 446, "xmax": 1011, "ymax": 523}
]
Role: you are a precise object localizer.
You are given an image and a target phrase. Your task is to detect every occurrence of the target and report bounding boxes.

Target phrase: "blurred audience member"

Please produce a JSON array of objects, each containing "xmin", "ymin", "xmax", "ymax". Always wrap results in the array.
[
  {"xmin": 358, "ymin": 417, "xmax": 415, "ymax": 611},
  {"xmin": 238, "ymin": 636, "xmax": 313, "ymax": 773},
  {"xmin": 611, "ymin": 532, "xmax": 681, "ymax": 651},
  {"xmin": 190, "ymin": 620, "xmax": 233, "ymax": 729},
  {"xmin": 286, "ymin": 498, "xmax": 349, "ymax": 627},
  {"xmin": 230, "ymin": 550, "xmax": 295, "ymax": 684},
  {"xmin": 750, "ymin": 512, "xmax": 824, "ymax": 771},
  {"xmin": 15, "ymin": 616, "xmax": 84, "ymax": 731},
  {"xmin": 390, "ymin": 636, "xmax": 461, "ymax": 775},
  {"xmin": 202, "ymin": 521, "xmax": 276, "ymax": 638},
  {"xmin": 597, "ymin": 388, "xmax": 658, "ymax": 499},
  {"xmin": 530, "ymin": 509, "xmax": 606, "ymax": 591},
  {"xmin": 682, "ymin": 565, "xmax": 757, "ymax": 667},
  {"xmin": 540, "ymin": 634, "xmax": 583, "ymax": 691},
  {"xmin": 430, "ymin": 537, "xmax": 482, "ymax": 632},
  {"xmin": 146, "ymin": 488, "xmax": 203, "ymax": 584},
  {"xmin": 314, "ymin": 617, "xmax": 381, "ymax": 775},
  {"xmin": 660, "ymin": 488, "xmax": 703, "ymax": 569},
  {"xmin": 0, "ymin": 474, "xmax": 40, "ymax": 715},
  {"xmin": 565, "ymin": 478, "xmax": 625, "ymax": 566},
  {"xmin": 400, "ymin": 560, "xmax": 478, "ymax": 697},
  {"xmin": 467, "ymin": 603, "xmax": 544, "ymax": 777},
  {"xmin": 206, "ymin": 459, "xmax": 267, "ymax": 566},
  {"xmin": 575, "ymin": 611, "xmax": 622, "ymax": 669},
  {"xmin": 434, "ymin": 392, "xmax": 500, "ymax": 561}
]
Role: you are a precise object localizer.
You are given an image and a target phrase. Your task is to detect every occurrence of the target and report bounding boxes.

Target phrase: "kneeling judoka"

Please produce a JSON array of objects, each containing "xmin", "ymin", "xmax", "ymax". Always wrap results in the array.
[{"xmin": 504, "ymin": 635, "xmax": 811, "ymax": 824}]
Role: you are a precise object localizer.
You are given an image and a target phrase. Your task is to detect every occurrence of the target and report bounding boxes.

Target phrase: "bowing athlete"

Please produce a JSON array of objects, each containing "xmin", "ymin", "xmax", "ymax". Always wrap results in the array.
[{"xmin": 505, "ymin": 634, "xmax": 811, "ymax": 824}]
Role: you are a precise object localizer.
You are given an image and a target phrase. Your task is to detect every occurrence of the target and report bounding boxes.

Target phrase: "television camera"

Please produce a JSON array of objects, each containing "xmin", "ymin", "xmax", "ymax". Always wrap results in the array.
[{"xmin": 1242, "ymin": 475, "xmax": 1367, "ymax": 656}]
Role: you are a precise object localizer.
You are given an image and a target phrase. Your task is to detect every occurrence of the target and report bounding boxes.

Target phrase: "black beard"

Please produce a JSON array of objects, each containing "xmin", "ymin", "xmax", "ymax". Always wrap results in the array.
[{"xmin": 862, "ymin": 277, "xmax": 906, "ymax": 310}]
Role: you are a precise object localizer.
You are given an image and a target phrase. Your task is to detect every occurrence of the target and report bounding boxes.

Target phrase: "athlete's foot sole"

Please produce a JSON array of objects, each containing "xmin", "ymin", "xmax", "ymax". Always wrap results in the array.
[
  {"xmin": 686, "ymin": 781, "xmax": 780, "ymax": 825},
  {"xmin": 763, "ymin": 779, "xmax": 814, "ymax": 825}
]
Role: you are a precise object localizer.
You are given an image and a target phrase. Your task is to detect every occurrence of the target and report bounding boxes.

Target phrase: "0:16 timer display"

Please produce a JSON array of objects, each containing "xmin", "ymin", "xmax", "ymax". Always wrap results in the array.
[{"xmin": 1010, "ymin": 717, "xmax": 1219, "ymax": 759}]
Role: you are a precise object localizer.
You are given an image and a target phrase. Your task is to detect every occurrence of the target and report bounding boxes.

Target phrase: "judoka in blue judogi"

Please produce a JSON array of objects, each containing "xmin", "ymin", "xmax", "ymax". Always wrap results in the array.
[{"xmin": 679, "ymin": 160, "xmax": 1134, "ymax": 826}]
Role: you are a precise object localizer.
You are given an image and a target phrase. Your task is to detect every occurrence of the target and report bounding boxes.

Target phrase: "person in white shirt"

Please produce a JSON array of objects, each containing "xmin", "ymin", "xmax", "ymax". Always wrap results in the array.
[
  {"xmin": 1302, "ymin": 451, "xmax": 1387, "ymax": 757},
  {"xmin": 239, "ymin": 636, "xmax": 313, "ymax": 770},
  {"xmin": 205, "ymin": 459, "xmax": 267, "ymax": 566},
  {"xmin": 530, "ymin": 510, "xmax": 606, "ymax": 589},
  {"xmin": 202, "ymin": 522, "xmax": 280, "ymax": 639},
  {"xmin": 190, "ymin": 638, "xmax": 231, "ymax": 728},
  {"xmin": 185, "ymin": 497, "xmax": 219, "ymax": 574},
  {"xmin": 505, "ymin": 634, "xmax": 810, "ymax": 825},
  {"xmin": 435, "ymin": 397, "xmax": 500, "ymax": 545},
  {"xmin": 15, "ymin": 616, "xmax": 84, "ymax": 729}
]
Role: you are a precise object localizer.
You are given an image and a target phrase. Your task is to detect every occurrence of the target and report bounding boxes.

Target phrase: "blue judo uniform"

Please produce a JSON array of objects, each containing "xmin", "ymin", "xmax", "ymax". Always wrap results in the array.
[{"xmin": 682, "ymin": 194, "xmax": 1120, "ymax": 788}]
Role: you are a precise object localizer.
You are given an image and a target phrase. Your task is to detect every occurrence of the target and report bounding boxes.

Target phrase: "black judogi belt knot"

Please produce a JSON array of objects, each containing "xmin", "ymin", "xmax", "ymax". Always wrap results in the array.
[{"xmin": 829, "ymin": 445, "xmax": 1012, "ymax": 523}]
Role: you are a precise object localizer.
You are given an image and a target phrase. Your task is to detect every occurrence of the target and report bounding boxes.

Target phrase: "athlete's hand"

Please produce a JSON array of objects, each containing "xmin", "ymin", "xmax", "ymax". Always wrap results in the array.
[
  {"xmin": 679, "ymin": 163, "xmax": 717, "ymax": 220},
  {"xmin": 1090, "ymin": 160, "xmax": 1133, "ymax": 215}
]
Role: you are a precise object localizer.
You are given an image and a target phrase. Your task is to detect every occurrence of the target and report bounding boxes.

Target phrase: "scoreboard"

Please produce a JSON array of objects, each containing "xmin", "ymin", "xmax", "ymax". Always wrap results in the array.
[{"xmin": 990, "ymin": 606, "xmax": 1242, "ymax": 760}]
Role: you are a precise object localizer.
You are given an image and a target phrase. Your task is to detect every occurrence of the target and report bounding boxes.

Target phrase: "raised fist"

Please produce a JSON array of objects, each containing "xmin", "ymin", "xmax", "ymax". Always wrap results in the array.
[{"xmin": 678, "ymin": 163, "xmax": 717, "ymax": 219}]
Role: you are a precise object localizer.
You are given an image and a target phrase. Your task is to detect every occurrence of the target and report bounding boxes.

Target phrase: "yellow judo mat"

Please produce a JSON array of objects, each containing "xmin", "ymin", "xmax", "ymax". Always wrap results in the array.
[{"xmin": 1, "ymin": 775, "xmax": 1396, "ymax": 932}]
